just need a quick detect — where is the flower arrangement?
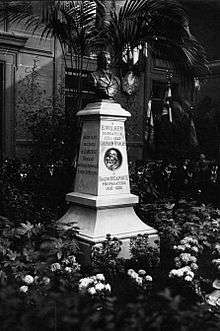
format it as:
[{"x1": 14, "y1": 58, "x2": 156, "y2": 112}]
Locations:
[
  {"x1": 169, "y1": 236, "x2": 200, "y2": 285},
  {"x1": 127, "y1": 268, "x2": 153, "y2": 289},
  {"x1": 19, "y1": 274, "x2": 51, "y2": 294},
  {"x1": 78, "y1": 274, "x2": 111, "y2": 296}
]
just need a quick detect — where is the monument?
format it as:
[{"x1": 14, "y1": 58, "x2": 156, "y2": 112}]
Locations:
[{"x1": 59, "y1": 98, "x2": 158, "y2": 262}]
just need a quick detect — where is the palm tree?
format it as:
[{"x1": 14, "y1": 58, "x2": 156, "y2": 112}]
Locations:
[
  {"x1": 0, "y1": 0, "x2": 208, "y2": 159},
  {"x1": 100, "y1": 0, "x2": 208, "y2": 85},
  {"x1": 0, "y1": 0, "x2": 102, "y2": 111},
  {"x1": 0, "y1": 0, "x2": 208, "y2": 88}
]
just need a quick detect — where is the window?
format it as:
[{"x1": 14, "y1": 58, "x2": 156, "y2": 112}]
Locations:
[
  {"x1": 151, "y1": 80, "x2": 179, "y2": 120},
  {"x1": 65, "y1": 68, "x2": 96, "y2": 110},
  {"x1": 0, "y1": 62, "x2": 4, "y2": 160}
]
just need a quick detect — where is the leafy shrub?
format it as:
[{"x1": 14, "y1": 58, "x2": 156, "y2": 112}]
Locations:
[
  {"x1": 91, "y1": 235, "x2": 125, "y2": 279},
  {"x1": 1, "y1": 158, "x2": 220, "y2": 329},
  {"x1": 129, "y1": 234, "x2": 160, "y2": 274},
  {"x1": 129, "y1": 159, "x2": 220, "y2": 206},
  {"x1": 0, "y1": 158, "x2": 76, "y2": 223}
]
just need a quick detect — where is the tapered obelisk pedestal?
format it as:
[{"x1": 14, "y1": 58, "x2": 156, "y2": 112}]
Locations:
[{"x1": 58, "y1": 99, "x2": 158, "y2": 263}]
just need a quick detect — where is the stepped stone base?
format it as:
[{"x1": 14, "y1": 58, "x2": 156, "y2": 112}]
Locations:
[
  {"x1": 59, "y1": 192, "x2": 159, "y2": 264},
  {"x1": 58, "y1": 100, "x2": 159, "y2": 265}
]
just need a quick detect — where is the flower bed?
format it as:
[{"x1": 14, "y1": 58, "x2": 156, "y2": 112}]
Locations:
[{"x1": 0, "y1": 159, "x2": 220, "y2": 329}]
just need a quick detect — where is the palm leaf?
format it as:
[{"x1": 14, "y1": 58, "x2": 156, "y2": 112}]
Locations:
[{"x1": 101, "y1": 0, "x2": 208, "y2": 83}]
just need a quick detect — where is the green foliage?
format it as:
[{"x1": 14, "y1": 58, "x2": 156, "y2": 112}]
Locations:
[
  {"x1": 0, "y1": 0, "x2": 208, "y2": 85},
  {"x1": 1, "y1": 159, "x2": 220, "y2": 329},
  {"x1": 15, "y1": 57, "x2": 75, "y2": 162},
  {"x1": 130, "y1": 234, "x2": 160, "y2": 273},
  {"x1": 91, "y1": 235, "x2": 124, "y2": 279},
  {"x1": 102, "y1": 0, "x2": 208, "y2": 83},
  {"x1": 129, "y1": 161, "x2": 160, "y2": 202}
]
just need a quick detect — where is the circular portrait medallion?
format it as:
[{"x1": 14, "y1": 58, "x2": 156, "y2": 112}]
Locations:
[{"x1": 104, "y1": 148, "x2": 122, "y2": 171}]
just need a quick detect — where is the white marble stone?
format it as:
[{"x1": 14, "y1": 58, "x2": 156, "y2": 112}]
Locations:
[
  {"x1": 74, "y1": 100, "x2": 130, "y2": 196},
  {"x1": 58, "y1": 99, "x2": 159, "y2": 263},
  {"x1": 66, "y1": 192, "x2": 139, "y2": 208},
  {"x1": 59, "y1": 204, "x2": 157, "y2": 242}
]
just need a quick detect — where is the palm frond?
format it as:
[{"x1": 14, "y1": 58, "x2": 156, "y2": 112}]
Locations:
[{"x1": 101, "y1": 0, "x2": 208, "y2": 83}]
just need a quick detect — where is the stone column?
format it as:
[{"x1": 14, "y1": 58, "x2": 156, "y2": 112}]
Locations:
[{"x1": 59, "y1": 99, "x2": 158, "y2": 262}]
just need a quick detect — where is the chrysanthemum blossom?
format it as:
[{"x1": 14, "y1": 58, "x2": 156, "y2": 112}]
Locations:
[
  {"x1": 96, "y1": 274, "x2": 105, "y2": 281},
  {"x1": 50, "y1": 263, "x2": 61, "y2": 272},
  {"x1": 95, "y1": 282, "x2": 105, "y2": 291},
  {"x1": 88, "y1": 287, "x2": 96, "y2": 295},
  {"x1": 42, "y1": 277, "x2": 50, "y2": 285},
  {"x1": 105, "y1": 284, "x2": 111, "y2": 292},
  {"x1": 20, "y1": 285, "x2": 28, "y2": 293},
  {"x1": 185, "y1": 275, "x2": 193, "y2": 282},
  {"x1": 138, "y1": 269, "x2": 146, "y2": 276},
  {"x1": 145, "y1": 275, "x2": 153, "y2": 282},
  {"x1": 23, "y1": 275, "x2": 34, "y2": 284},
  {"x1": 79, "y1": 277, "x2": 93, "y2": 290},
  {"x1": 64, "y1": 267, "x2": 72, "y2": 273}
]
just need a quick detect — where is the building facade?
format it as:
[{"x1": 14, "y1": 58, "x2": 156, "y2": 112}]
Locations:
[
  {"x1": 0, "y1": 1, "x2": 64, "y2": 159},
  {"x1": 0, "y1": 0, "x2": 219, "y2": 161}
]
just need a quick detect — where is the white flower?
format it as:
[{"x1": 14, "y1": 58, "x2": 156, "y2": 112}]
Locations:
[
  {"x1": 34, "y1": 276, "x2": 39, "y2": 283},
  {"x1": 88, "y1": 287, "x2": 96, "y2": 295},
  {"x1": 127, "y1": 269, "x2": 135, "y2": 276},
  {"x1": 174, "y1": 257, "x2": 180, "y2": 263},
  {"x1": 212, "y1": 279, "x2": 220, "y2": 289},
  {"x1": 95, "y1": 283, "x2": 105, "y2": 292},
  {"x1": 42, "y1": 277, "x2": 50, "y2": 285},
  {"x1": 68, "y1": 255, "x2": 76, "y2": 263},
  {"x1": 65, "y1": 267, "x2": 72, "y2": 273},
  {"x1": 180, "y1": 253, "x2": 192, "y2": 263},
  {"x1": 79, "y1": 277, "x2": 94, "y2": 290},
  {"x1": 145, "y1": 275, "x2": 153, "y2": 282},
  {"x1": 212, "y1": 259, "x2": 220, "y2": 266},
  {"x1": 23, "y1": 275, "x2": 34, "y2": 285},
  {"x1": 169, "y1": 266, "x2": 192, "y2": 279},
  {"x1": 62, "y1": 258, "x2": 69, "y2": 265},
  {"x1": 20, "y1": 285, "x2": 28, "y2": 293},
  {"x1": 96, "y1": 274, "x2": 105, "y2": 281},
  {"x1": 135, "y1": 277, "x2": 143, "y2": 286},
  {"x1": 185, "y1": 276, "x2": 193, "y2": 282},
  {"x1": 138, "y1": 269, "x2": 146, "y2": 276},
  {"x1": 191, "y1": 246, "x2": 199, "y2": 253},
  {"x1": 175, "y1": 269, "x2": 184, "y2": 277},
  {"x1": 190, "y1": 256, "x2": 197, "y2": 263},
  {"x1": 93, "y1": 243, "x2": 103, "y2": 250},
  {"x1": 187, "y1": 271, "x2": 194, "y2": 279},
  {"x1": 176, "y1": 245, "x2": 185, "y2": 251},
  {"x1": 181, "y1": 266, "x2": 191, "y2": 272},
  {"x1": 190, "y1": 263, "x2": 198, "y2": 271},
  {"x1": 50, "y1": 263, "x2": 61, "y2": 272},
  {"x1": 105, "y1": 284, "x2": 111, "y2": 292},
  {"x1": 169, "y1": 269, "x2": 178, "y2": 278},
  {"x1": 206, "y1": 290, "x2": 220, "y2": 306}
]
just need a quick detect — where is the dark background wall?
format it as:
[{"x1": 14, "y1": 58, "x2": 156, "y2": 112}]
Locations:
[
  {"x1": 180, "y1": 0, "x2": 220, "y2": 158},
  {"x1": 181, "y1": 0, "x2": 220, "y2": 61}
]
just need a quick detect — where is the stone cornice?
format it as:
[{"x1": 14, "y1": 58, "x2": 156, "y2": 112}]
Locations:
[{"x1": 0, "y1": 31, "x2": 28, "y2": 49}]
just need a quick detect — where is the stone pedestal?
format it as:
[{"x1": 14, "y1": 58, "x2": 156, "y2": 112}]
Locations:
[{"x1": 59, "y1": 99, "x2": 158, "y2": 263}]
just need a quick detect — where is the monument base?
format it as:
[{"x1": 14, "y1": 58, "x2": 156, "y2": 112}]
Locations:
[{"x1": 58, "y1": 192, "x2": 159, "y2": 264}]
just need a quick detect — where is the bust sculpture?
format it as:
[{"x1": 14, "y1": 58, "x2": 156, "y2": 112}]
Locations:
[{"x1": 92, "y1": 52, "x2": 120, "y2": 99}]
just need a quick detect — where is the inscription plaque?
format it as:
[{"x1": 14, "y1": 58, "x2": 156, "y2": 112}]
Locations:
[
  {"x1": 74, "y1": 121, "x2": 99, "y2": 194},
  {"x1": 98, "y1": 119, "x2": 130, "y2": 195}
]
